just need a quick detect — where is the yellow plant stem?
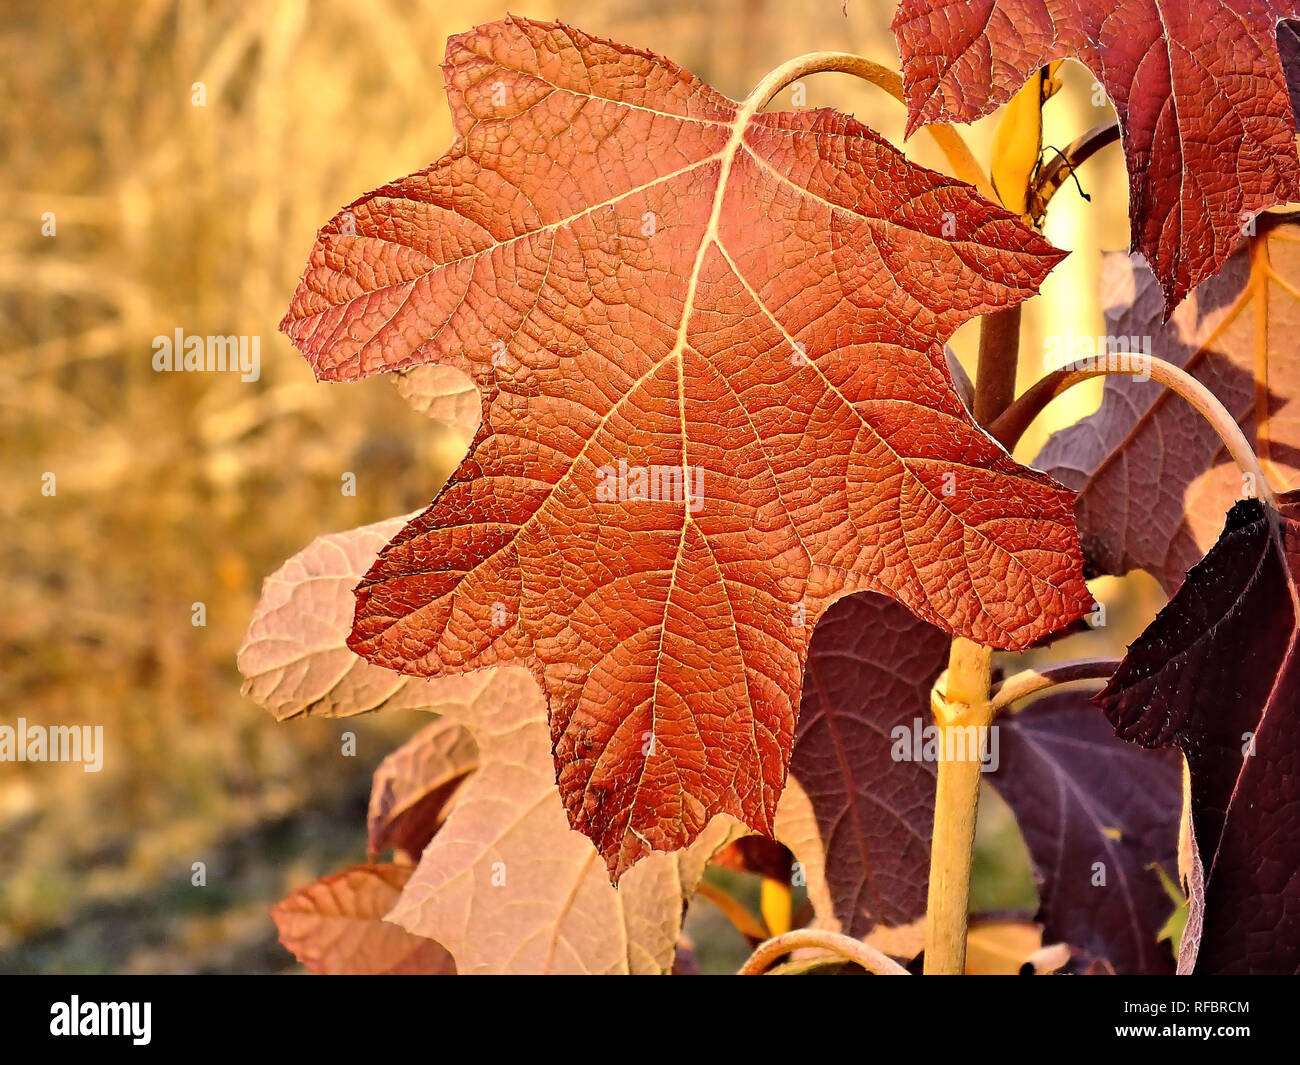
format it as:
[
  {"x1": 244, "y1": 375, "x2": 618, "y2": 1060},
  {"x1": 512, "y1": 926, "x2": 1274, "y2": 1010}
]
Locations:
[
  {"x1": 924, "y1": 639, "x2": 995, "y2": 974},
  {"x1": 921, "y1": 86, "x2": 1040, "y2": 968},
  {"x1": 989, "y1": 658, "x2": 1122, "y2": 716}
]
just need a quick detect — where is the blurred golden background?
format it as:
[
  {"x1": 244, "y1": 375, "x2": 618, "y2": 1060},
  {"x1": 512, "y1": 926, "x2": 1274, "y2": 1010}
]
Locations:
[{"x1": 2, "y1": 0, "x2": 1144, "y2": 972}]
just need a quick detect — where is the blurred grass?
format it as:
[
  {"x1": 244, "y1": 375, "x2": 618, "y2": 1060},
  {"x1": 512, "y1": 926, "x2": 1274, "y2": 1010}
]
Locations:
[{"x1": 1, "y1": 0, "x2": 1139, "y2": 973}]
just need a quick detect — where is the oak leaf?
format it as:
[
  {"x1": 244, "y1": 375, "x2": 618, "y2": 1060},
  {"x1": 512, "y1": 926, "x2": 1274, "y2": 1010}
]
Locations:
[
  {"x1": 788, "y1": 591, "x2": 948, "y2": 953},
  {"x1": 382, "y1": 666, "x2": 746, "y2": 975},
  {"x1": 1096, "y1": 493, "x2": 1300, "y2": 973},
  {"x1": 368, "y1": 716, "x2": 477, "y2": 860},
  {"x1": 271, "y1": 864, "x2": 455, "y2": 975},
  {"x1": 892, "y1": 0, "x2": 1300, "y2": 311},
  {"x1": 280, "y1": 15, "x2": 1089, "y2": 878},
  {"x1": 1035, "y1": 218, "x2": 1300, "y2": 591}
]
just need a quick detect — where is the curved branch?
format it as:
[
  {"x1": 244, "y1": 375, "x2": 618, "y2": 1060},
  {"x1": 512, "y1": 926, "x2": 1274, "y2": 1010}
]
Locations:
[
  {"x1": 986, "y1": 365, "x2": 1078, "y2": 449},
  {"x1": 738, "y1": 929, "x2": 911, "y2": 976},
  {"x1": 744, "y1": 53, "x2": 997, "y2": 201},
  {"x1": 1033, "y1": 120, "x2": 1120, "y2": 212},
  {"x1": 988, "y1": 357, "x2": 1277, "y2": 507},
  {"x1": 989, "y1": 658, "x2": 1122, "y2": 716}
]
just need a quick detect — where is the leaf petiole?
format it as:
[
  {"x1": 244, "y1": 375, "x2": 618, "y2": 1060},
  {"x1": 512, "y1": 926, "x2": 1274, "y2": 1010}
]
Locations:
[
  {"x1": 738, "y1": 929, "x2": 911, "y2": 976},
  {"x1": 990, "y1": 356, "x2": 1278, "y2": 506},
  {"x1": 1031, "y1": 120, "x2": 1120, "y2": 218},
  {"x1": 989, "y1": 658, "x2": 1123, "y2": 717},
  {"x1": 743, "y1": 52, "x2": 997, "y2": 200}
]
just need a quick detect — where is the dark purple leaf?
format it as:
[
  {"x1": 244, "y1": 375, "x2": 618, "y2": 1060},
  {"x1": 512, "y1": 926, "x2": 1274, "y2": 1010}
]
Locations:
[
  {"x1": 993, "y1": 694, "x2": 1181, "y2": 974},
  {"x1": 791, "y1": 592, "x2": 949, "y2": 944},
  {"x1": 1097, "y1": 493, "x2": 1300, "y2": 973}
]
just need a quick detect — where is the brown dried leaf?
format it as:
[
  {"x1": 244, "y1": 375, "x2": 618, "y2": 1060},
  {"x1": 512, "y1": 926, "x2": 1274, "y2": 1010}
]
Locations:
[
  {"x1": 368, "y1": 717, "x2": 477, "y2": 859},
  {"x1": 271, "y1": 864, "x2": 455, "y2": 975}
]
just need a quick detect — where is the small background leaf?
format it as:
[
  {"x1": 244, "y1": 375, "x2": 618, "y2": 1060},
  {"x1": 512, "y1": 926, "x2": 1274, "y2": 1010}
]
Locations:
[
  {"x1": 237, "y1": 513, "x2": 437, "y2": 720},
  {"x1": 368, "y1": 717, "x2": 477, "y2": 860},
  {"x1": 271, "y1": 863, "x2": 455, "y2": 975}
]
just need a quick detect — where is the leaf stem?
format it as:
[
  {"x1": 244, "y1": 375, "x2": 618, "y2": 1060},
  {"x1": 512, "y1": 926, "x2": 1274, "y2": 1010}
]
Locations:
[
  {"x1": 974, "y1": 306, "x2": 1023, "y2": 426},
  {"x1": 924, "y1": 640, "x2": 994, "y2": 974},
  {"x1": 695, "y1": 881, "x2": 770, "y2": 941},
  {"x1": 922, "y1": 229, "x2": 1031, "y2": 974},
  {"x1": 988, "y1": 658, "x2": 1122, "y2": 716},
  {"x1": 743, "y1": 52, "x2": 997, "y2": 201},
  {"x1": 738, "y1": 929, "x2": 911, "y2": 976},
  {"x1": 988, "y1": 357, "x2": 1277, "y2": 506},
  {"x1": 1032, "y1": 120, "x2": 1120, "y2": 215}
]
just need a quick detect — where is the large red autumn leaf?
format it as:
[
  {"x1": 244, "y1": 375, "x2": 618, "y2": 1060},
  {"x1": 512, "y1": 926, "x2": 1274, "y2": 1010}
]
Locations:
[
  {"x1": 1034, "y1": 218, "x2": 1300, "y2": 591},
  {"x1": 892, "y1": 0, "x2": 1300, "y2": 312},
  {"x1": 1096, "y1": 493, "x2": 1300, "y2": 973},
  {"x1": 240, "y1": 528, "x2": 749, "y2": 975},
  {"x1": 280, "y1": 16, "x2": 1090, "y2": 877}
]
